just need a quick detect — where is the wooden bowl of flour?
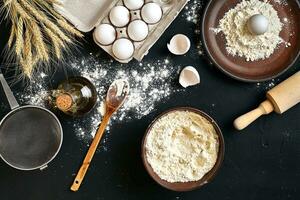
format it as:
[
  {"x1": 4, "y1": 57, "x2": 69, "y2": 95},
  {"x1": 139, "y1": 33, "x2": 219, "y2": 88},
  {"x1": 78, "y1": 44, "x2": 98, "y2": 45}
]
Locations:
[
  {"x1": 141, "y1": 107, "x2": 225, "y2": 191},
  {"x1": 202, "y1": 0, "x2": 300, "y2": 82}
]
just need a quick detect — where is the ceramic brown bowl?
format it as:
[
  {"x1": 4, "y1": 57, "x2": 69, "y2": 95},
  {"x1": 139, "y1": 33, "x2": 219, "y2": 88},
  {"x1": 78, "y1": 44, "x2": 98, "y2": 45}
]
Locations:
[
  {"x1": 202, "y1": 0, "x2": 300, "y2": 82},
  {"x1": 141, "y1": 107, "x2": 225, "y2": 191}
]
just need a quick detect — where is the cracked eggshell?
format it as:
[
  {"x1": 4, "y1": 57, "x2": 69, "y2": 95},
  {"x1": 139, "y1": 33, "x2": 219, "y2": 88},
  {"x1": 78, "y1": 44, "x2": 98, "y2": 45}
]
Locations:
[
  {"x1": 112, "y1": 38, "x2": 134, "y2": 60},
  {"x1": 141, "y1": 3, "x2": 162, "y2": 24},
  {"x1": 179, "y1": 66, "x2": 200, "y2": 88},
  {"x1": 167, "y1": 34, "x2": 191, "y2": 55},
  {"x1": 109, "y1": 6, "x2": 130, "y2": 27},
  {"x1": 123, "y1": 0, "x2": 144, "y2": 10}
]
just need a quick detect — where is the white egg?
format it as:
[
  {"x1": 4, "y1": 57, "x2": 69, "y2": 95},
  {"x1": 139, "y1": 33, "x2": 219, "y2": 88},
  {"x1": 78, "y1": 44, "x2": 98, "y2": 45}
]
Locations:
[
  {"x1": 247, "y1": 14, "x2": 269, "y2": 35},
  {"x1": 94, "y1": 24, "x2": 116, "y2": 45},
  {"x1": 127, "y1": 20, "x2": 149, "y2": 41},
  {"x1": 109, "y1": 6, "x2": 130, "y2": 27},
  {"x1": 112, "y1": 38, "x2": 134, "y2": 60},
  {"x1": 123, "y1": 0, "x2": 144, "y2": 10},
  {"x1": 141, "y1": 3, "x2": 162, "y2": 24}
]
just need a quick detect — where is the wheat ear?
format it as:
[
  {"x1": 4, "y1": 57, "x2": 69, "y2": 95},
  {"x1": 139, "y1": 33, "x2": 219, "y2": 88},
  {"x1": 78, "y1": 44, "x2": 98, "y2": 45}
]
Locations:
[
  {"x1": 44, "y1": 25, "x2": 65, "y2": 59},
  {"x1": 8, "y1": 21, "x2": 16, "y2": 48},
  {"x1": 12, "y1": 1, "x2": 31, "y2": 20},
  {"x1": 19, "y1": 0, "x2": 72, "y2": 43},
  {"x1": 22, "y1": 26, "x2": 34, "y2": 76},
  {"x1": 29, "y1": 21, "x2": 49, "y2": 61},
  {"x1": 2, "y1": 0, "x2": 83, "y2": 78},
  {"x1": 34, "y1": 0, "x2": 62, "y2": 19},
  {"x1": 3, "y1": 0, "x2": 14, "y2": 7},
  {"x1": 15, "y1": 17, "x2": 24, "y2": 57},
  {"x1": 57, "y1": 19, "x2": 83, "y2": 37},
  {"x1": 33, "y1": 0, "x2": 82, "y2": 37},
  {"x1": 45, "y1": 0, "x2": 62, "y2": 5}
]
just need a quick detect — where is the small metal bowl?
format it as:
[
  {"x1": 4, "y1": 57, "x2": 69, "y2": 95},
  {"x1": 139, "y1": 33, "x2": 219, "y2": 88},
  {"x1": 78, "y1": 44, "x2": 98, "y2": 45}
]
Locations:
[{"x1": 141, "y1": 107, "x2": 225, "y2": 191}]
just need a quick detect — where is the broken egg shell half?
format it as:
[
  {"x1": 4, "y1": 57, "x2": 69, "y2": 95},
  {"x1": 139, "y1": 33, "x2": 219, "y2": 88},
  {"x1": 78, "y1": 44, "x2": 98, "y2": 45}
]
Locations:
[
  {"x1": 109, "y1": 6, "x2": 130, "y2": 27},
  {"x1": 94, "y1": 24, "x2": 116, "y2": 46},
  {"x1": 167, "y1": 34, "x2": 191, "y2": 55},
  {"x1": 179, "y1": 66, "x2": 200, "y2": 88},
  {"x1": 112, "y1": 38, "x2": 134, "y2": 60}
]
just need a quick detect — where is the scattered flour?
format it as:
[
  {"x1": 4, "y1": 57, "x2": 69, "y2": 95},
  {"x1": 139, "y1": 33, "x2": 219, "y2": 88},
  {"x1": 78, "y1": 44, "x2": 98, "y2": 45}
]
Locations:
[
  {"x1": 256, "y1": 78, "x2": 280, "y2": 90},
  {"x1": 145, "y1": 110, "x2": 219, "y2": 183},
  {"x1": 212, "y1": 0, "x2": 285, "y2": 61},
  {"x1": 183, "y1": 0, "x2": 204, "y2": 24},
  {"x1": 182, "y1": 0, "x2": 205, "y2": 56},
  {"x1": 273, "y1": 0, "x2": 287, "y2": 5},
  {"x1": 15, "y1": 56, "x2": 182, "y2": 150},
  {"x1": 16, "y1": 72, "x2": 49, "y2": 106}
]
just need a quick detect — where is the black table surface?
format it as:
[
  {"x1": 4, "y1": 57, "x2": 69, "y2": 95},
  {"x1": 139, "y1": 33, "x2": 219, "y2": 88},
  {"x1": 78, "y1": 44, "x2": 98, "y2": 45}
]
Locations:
[{"x1": 0, "y1": 1, "x2": 299, "y2": 200}]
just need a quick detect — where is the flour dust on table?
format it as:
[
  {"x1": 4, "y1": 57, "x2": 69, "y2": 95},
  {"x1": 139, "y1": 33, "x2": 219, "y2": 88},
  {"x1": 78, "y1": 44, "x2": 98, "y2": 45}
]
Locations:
[
  {"x1": 15, "y1": 55, "x2": 182, "y2": 151},
  {"x1": 182, "y1": 0, "x2": 205, "y2": 57},
  {"x1": 183, "y1": 0, "x2": 204, "y2": 24}
]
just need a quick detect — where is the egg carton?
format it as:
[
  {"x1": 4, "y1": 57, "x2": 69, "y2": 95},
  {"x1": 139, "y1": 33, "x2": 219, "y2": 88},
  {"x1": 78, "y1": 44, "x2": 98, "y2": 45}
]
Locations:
[{"x1": 54, "y1": 0, "x2": 189, "y2": 63}]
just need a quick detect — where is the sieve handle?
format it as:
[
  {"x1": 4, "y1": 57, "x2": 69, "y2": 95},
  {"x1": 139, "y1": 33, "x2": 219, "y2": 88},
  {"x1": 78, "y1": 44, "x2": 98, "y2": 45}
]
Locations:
[
  {"x1": 40, "y1": 165, "x2": 48, "y2": 170},
  {"x1": 0, "y1": 73, "x2": 19, "y2": 110}
]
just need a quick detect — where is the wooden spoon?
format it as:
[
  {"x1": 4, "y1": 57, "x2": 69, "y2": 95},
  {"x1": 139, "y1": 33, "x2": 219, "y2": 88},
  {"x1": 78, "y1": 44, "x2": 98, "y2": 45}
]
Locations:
[{"x1": 70, "y1": 79, "x2": 130, "y2": 192}]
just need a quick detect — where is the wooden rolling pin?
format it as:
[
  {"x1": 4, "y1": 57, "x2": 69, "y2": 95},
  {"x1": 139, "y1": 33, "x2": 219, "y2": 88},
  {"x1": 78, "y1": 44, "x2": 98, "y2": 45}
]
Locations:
[{"x1": 234, "y1": 71, "x2": 300, "y2": 130}]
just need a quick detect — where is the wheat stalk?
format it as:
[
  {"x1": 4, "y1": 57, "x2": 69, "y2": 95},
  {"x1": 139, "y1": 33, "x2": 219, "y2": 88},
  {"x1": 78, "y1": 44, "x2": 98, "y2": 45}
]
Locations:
[
  {"x1": 6, "y1": 2, "x2": 17, "y2": 48},
  {"x1": 12, "y1": 1, "x2": 31, "y2": 20},
  {"x1": 15, "y1": 17, "x2": 24, "y2": 57},
  {"x1": 57, "y1": 19, "x2": 83, "y2": 37},
  {"x1": 2, "y1": 0, "x2": 83, "y2": 78},
  {"x1": 8, "y1": 22, "x2": 16, "y2": 48},
  {"x1": 33, "y1": 0, "x2": 82, "y2": 37},
  {"x1": 45, "y1": 0, "x2": 61, "y2": 5},
  {"x1": 22, "y1": 26, "x2": 33, "y2": 76},
  {"x1": 30, "y1": 21, "x2": 49, "y2": 62},
  {"x1": 3, "y1": 0, "x2": 14, "y2": 7},
  {"x1": 44, "y1": 25, "x2": 65, "y2": 59},
  {"x1": 20, "y1": 0, "x2": 72, "y2": 42},
  {"x1": 34, "y1": 0, "x2": 62, "y2": 19}
]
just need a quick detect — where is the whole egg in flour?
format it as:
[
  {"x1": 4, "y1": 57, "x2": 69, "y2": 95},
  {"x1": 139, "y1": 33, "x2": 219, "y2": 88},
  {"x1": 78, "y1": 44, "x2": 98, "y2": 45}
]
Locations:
[
  {"x1": 127, "y1": 20, "x2": 149, "y2": 41},
  {"x1": 247, "y1": 14, "x2": 269, "y2": 35},
  {"x1": 109, "y1": 6, "x2": 130, "y2": 27},
  {"x1": 123, "y1": 0, "x2": 144, "y2": 10},
  {"x1": 141, "y1": 3, "x2": 162, "y2": 24},
  {"x1": 112, "y1": 38, "x2": 134, "y2": 60}
]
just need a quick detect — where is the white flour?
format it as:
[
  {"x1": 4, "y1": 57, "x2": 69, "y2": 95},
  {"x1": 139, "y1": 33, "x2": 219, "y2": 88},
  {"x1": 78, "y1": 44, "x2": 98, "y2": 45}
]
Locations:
[
  {"x1": 145, "y1": 110, "x2": 219, "y2": 183},
  {"x1": 15, "y1": 56, "x2": 182, "y2": 150},
  {"x1": 183, "y1": 0, "x2": 204, "y2": 24},
  {"x1": 182, "y1": 0, "x2": 204, "y2": 56},
  {"x1": 256, "y1": 78, "x2": 280, "y2": 90},
  {"x1": 212, "y1": 0, "x2": 285, "y2": 61},
  {"x1": 273, "y1": 0, "x2": 287, "y2": 5}
]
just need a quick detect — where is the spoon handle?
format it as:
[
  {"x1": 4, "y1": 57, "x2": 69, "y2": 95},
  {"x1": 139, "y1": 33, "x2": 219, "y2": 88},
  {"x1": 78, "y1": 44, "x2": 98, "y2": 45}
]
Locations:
[{"x1": 70, "y1": 113, "x2": 111, "y2": 192}]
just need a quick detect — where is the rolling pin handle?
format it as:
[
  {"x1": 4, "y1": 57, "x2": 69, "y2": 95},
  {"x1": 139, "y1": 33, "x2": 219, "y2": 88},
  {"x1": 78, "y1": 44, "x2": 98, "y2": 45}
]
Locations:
[{"x1": 234, "y1": 100, "x2": 274, "y2": 131}]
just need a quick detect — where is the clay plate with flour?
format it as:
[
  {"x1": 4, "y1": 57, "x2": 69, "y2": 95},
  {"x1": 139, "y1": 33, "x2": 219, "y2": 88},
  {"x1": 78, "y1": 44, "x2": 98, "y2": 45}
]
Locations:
[
  {"x1": 141, "y1": 107, "x2": 225, "y2": 192},
  {"x1": 202, "y1": 0, "x2": 300, "y2": 82}
]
